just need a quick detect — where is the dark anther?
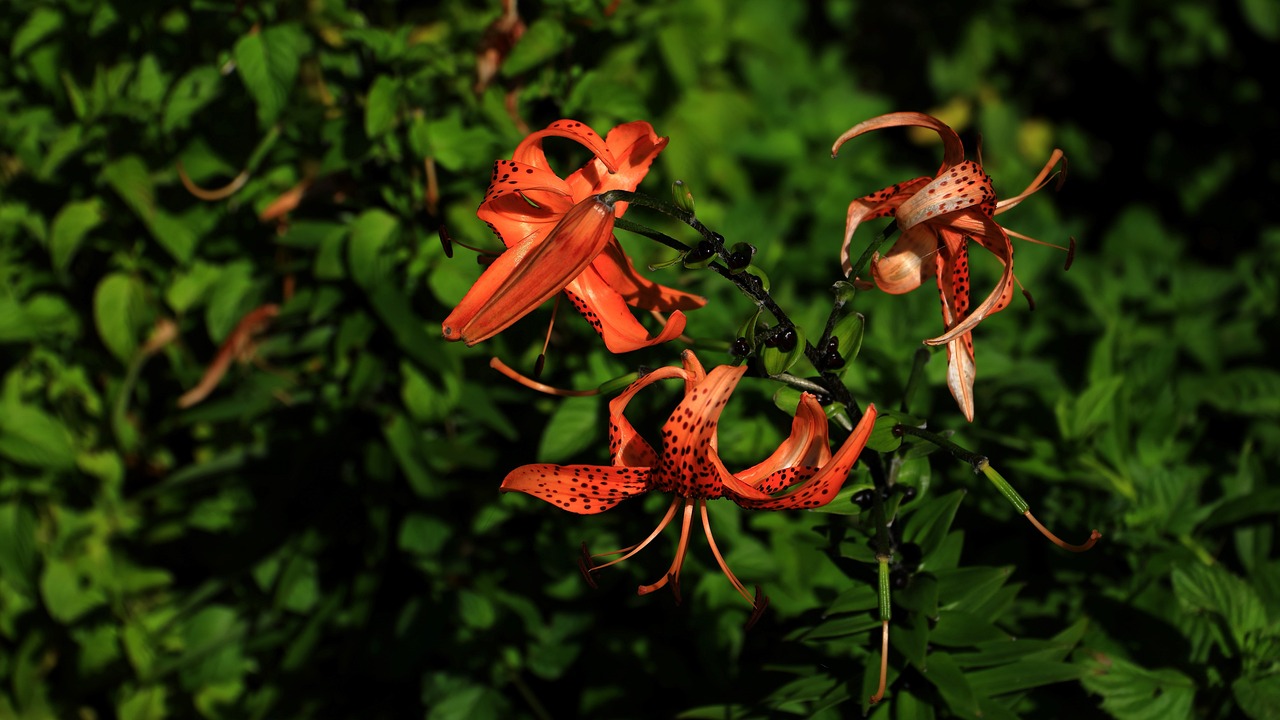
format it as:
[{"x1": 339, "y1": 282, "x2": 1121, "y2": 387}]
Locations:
[
  {"x1": 776, "y1": 327, "x2": 798, "y2": 353},
  {"x1": 745, "y1": 586, "x2": 770, "y2": 631},
  {"x1": 852, "y1": 489, "x2": 875, "y2": 510},
  {"x1": 1022, "y1": 288, "x2": 1036, "y2": 311},
  {"x1": 731, "y1": 337, "x2": 751, "y2": 357},
  {"x1": 438, "y1": 226, "x2": 454, "y2": 258},
  {"x1": 1065, "y1": 236, "x2": 1077, "y2": 271},
  {"x1": 578, "y1": 542, "x2": 598, "y2": 589},
  {"x1": 534, "y1": 353, "x2": 547, "y2": 378}
]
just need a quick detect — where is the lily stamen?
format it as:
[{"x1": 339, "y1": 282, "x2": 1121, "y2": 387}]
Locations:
[
  {"x1": 584, "y1": 497, "x2": 683, "y2": 574},
  {"x1": 637, "y1": 499, "x2": 696, "y2": 598},
  {"x1": 489, "y1": 357, "x2": 599, "y2": 397}
]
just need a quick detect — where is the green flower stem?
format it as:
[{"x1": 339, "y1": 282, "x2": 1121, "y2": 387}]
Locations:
[
  {"x1": 975, "y1": 458, "x2": 1030, "y2": 514},
  {"x1": 876, "y1": 554, "x2": 892, "y2": 622}
]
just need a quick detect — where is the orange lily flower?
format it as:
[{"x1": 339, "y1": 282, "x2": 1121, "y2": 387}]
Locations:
[
  {"x1": 441, "y1": 119, "x2": 706, "y2": 352},
  {"x1": 833, "y1": 112, "x2": 1064, "y2": 421},
  {"x1": 501, "y1": 350, "x2": 878, "y2": 623}
]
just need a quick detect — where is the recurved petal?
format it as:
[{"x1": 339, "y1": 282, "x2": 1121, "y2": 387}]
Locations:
[
  {"x1": 895, "y1": 160, "x2": 996, "y2": 231},
  {"x1": 591, "y1": 240, "x2": 707, "y2": 312},
  {"x1": 924, "y1": 217, "x2": 1013, "y2": 346},
  {"x1": 567, "y1": 121, "x2": 668, "y2": 214},
  {"x1": 729, "y1": 404, "x2": 878, "y2": 511},
  {"x1": 735, "y1": 393, "x2": 832, "y2": 486},
  {"x1": 512, "y1": 119, "x2": 617, "y2": 174},
  {"x1": 653, "y1": 365, "x2": 756, "y2": 499},
  {"x1": 832, "y1": 112, "x2": 967, "y2": 169},
  {"x1": 840, "y1": 177, "x2": 930, "y2": 276},
  {"x1": 608, "y1": 364, "x2": 687, "y2": 467},
  {"x1": 500, "y1": 463, "x2": 652, "y2": 514},
  {"x1": 868, "y1": 226, "x2": 936, "y2": 295},
  {"x1": 442, "y1": 197, "x2": 615, "y2": 345},
  {"x1": 995, "y1": 149, "x2": 1065, "y2": 215},
  {"x1": 564, "y1": 263, "x2": 691, "y2": 353}
]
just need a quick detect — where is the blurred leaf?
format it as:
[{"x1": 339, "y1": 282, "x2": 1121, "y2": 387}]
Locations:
[
  {"x1": 348, "y1": 208, "x2": 399, "y2": 288},
  {"x1": 902, "y1": 490, "x2": 965, "y2": 560},
  {"x1": 1234, "y1": 675, "x2": 1280, "y2": 720},
  {"x1": 538, "y1": 395, "x2": 601, "y2": 463},
  {"x1": 49, "y1": 197, "x2": 104, "y2": 271},
  {"x1": 0, "y1": 402, "x2": 76, "y2": 471},
  {"x1": 40, "y1": 557, "x2": 108, "y2": 623},
  {"x1": 11, "y1": 6, "x2": 62, "y2": 58},
  {"x1": 234, "y1": 24, "x2": 310, "y2": 126},
  {"x1": 501, "y1": 19, "x2": 570, "y2": 76},
  {"x1": 365, "y1": 74, "x2": 400, "y2": 138},
  {"x1": 163, "y1": 65, "x2": 222, "y2": 133}
]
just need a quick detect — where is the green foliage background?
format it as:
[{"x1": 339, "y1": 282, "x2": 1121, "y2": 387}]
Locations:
[{"x1": 2, "y1": 0, "x2": 1278, "y2": 718}]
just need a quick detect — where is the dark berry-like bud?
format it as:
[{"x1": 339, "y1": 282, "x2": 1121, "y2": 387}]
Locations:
[
  {"x1": 824, "y1": 337, "x2": 839, "y2": 353},
  {"x1": 891, "y1": 568, "x2": 911, "y2": 590},
  {"x1": 776, "y1": 327, "x2": 797, "y2": 352},
  {"x1": 852, "y1": 489, "x2": 875, "y2": 509},
  {"x1": 899, "y1": 485, "x2": 918, "y2": 503},
  {"x1": 731, "y1": 337, "x2": 751, "y2": 357},
  {"x1": 688, "y1": 241, "x2": 715, "y2": 262},
  {"x1": 726, "y1": 242, "x2": 756, "y2": 272},
  {"x1": 822, "y1": 349, "x2": 845, "y2": 370}
]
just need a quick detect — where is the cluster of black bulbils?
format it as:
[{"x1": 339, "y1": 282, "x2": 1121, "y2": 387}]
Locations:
[
  {"x1": 851, "y1": 483, "x2": 918, "y2": 510},
  {"x1": 815, "y1": 336, "x2": 844, "y2": 371}
]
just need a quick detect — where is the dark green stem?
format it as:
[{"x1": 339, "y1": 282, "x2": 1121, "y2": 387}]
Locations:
[{"x1": 893, "y1": 424, "x2": 986, "y2": 468}]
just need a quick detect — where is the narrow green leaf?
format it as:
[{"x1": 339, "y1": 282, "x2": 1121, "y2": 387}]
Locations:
[
  {"x1": 922, "y1": 651, "x2": 981, "y2": 718},
  {"x1": 1081, "y1": 654, "x2": 1196, "y2": 720}
]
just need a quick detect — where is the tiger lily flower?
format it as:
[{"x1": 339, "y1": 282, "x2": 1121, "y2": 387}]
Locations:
[
  {"x1": 441, "y1": 119, "x2": 706, "y2": 352},
  {"x1": 500, "y1": 350, "x2": 878, "y2": 625},
  {"x1": 832, "y1": 112, "x2": 1065, "y2": 421}
]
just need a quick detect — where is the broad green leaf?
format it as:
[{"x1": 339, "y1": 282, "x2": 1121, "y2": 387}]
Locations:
[
  {"x1": 11, "y1": 7, "x2": 62, "y2": 58},
  {"x1": 399, "y1": 514, "x2": 451, "y2": 556},
  {"x1": 49, "y1": 197, "x2": 104, "y2": 271},
  {"x1": 40, "y1": 557, "x2": 108, "y2": 623},
  {"x1": 0, "y1": 502, "x2": 39, "y2": 595},
  {"x1": 364, "y1": 74, "x2": 400, "y2": 138},
  {"x1": 1171, "y1": 562, "x2": 1268, "y2": 647},
  {"x1": 1241, "y1": 0, "x2": 1280, "y2": 39},
  {"x1": 347, "y1": 208, "x2": 399, "y2": 288},
  {"x1": 537, "y1": 396, "x2": 601, "y2": 463},
  {"x1": 501, "y1": 18, "x2": 571, "y2": 76},
  {"x1": 1234, "y1": 675, "x2": 1280, "y2": 720},
  {"x1": 93, "y1": 272, "x2": 149, "y2": 362},
  {"x1": 1081, "y1": 654, "x2": 1195, "y2": 720},
  {"x1": 102, "y1": 154, "x2": 155, "y2": 222},
  {"x1": 163, "y1": 65, "x2": 222, "y2": 132},
  {"x1": 0, "y1": 403, "x2": 76, "y2": 471},
  {"x1": 233, "y1": 24, "x2": 310, "y2": 126}
]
